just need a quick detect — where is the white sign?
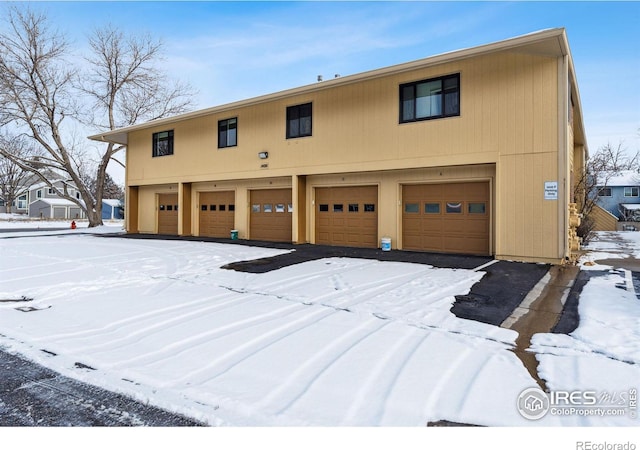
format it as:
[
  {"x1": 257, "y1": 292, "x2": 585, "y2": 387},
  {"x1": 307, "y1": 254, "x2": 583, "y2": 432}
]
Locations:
[{"x1": 544, "y1": 181, "x2": 558, "y2": 200}]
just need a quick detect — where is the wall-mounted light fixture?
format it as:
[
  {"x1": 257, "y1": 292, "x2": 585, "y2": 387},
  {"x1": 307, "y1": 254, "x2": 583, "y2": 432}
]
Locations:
[{"x1": 258, "y1": 151, "x2": 269, "y2": 159}]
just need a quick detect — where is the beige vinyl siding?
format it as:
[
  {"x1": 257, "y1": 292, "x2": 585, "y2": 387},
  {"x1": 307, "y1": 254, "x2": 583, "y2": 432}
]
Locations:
[
  {"x1": 126, "y1": 52, "x2": 558, "y2": 186},
  {"x1": 496, "y1": 153, "x2": 559, "y2": 261},
  {"x1": 590, "y1": 204, "x2": 618, "y2": 232}
]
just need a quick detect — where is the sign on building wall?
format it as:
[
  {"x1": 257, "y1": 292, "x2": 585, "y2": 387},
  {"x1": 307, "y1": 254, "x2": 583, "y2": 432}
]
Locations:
[{"x1": 544, "y1": 181, "x2": 558, "y2": 200}]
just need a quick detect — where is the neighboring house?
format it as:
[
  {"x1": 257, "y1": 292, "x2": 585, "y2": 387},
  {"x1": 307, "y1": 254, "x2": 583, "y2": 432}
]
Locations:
[
  {"x1": 29, "y1": 198, "x2": 85, "y2": 220},
  {"x1": 27, "y1": 180, "x2": 86, "y2": 219},
  {"x1": 102, "y1": 199, "x2": 124, "y2": 220},
  {"x1": 596, "y1": 170, "x2": 640, "y2": 221},
  {"x1": 90, "y1": 29, "x2": 587, "y2": 264}
]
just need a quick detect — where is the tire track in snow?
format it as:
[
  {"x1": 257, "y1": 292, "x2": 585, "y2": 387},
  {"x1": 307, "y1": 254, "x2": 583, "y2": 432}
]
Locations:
[
  {"x1": 418, "y1": 343, "x2": 491, "y2": 423},
  {"x1": 108, "y1": 299, "x2": 308, "y2": 369},
  {"x1": 259, "y1": 317, "x2": 390, "y2": 416},
  {"x1": 32, "y1": 291, "x2": 250, "y2": 343},
  {"x1": 340, "y1": 327, "x2": 427, "y2": 425},
  {"x1": 164, "y1": 306, "x2": 343, "y2": 388},
  {"x1": 242, "y1": 258, "x2": 374, "y2": 295},
  {"x1": 56, "y1": 293, "x2": 266, "y2": 355}
]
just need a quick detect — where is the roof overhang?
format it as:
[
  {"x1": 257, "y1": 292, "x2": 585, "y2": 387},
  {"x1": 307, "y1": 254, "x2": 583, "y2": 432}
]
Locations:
[{"x1": 89, "y1": 28, "x2": 583, "y2": 148}]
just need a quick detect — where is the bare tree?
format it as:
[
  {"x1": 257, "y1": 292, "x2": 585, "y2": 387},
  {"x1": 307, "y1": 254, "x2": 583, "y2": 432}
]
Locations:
[
  {"x1": 0, "y1": 134, "x2": 41, "y2": 214},
  {"x1": 0, "y1": 6, "x2": 194, "y2": 226},
  {"x1": 574, "y1": 141, "x2": 640, "y2": 241}
]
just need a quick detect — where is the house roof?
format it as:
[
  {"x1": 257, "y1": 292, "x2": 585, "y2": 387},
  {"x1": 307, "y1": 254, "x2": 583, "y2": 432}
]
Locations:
[
  {"x1": 29, "y1": 179, "x2": 77, "y2": 192},
  {"x1": 88, "y1": 28, "x2": 587, "y2": 153},
  {"x1": 598, "y1": 170, "x2": 640, "y2": 187},
  {"x1": 621, "y1": 203, "x2": 640, "y2": 210},
  {"x1": 102, "y1": 199, "x2": 122, "y2": 207},
  {"x1": 31, "y1": 198, "x2": 84, "y2": 207}
]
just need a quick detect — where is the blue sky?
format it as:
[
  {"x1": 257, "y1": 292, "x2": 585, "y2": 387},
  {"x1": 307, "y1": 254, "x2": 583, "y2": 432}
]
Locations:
[{"x1": 8, "y1": 1, "x2": 640, "y2": 156}]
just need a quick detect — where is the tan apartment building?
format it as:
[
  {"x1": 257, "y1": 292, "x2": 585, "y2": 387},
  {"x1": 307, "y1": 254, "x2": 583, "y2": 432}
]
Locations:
[{"x1": 90, "y1": 28, "x2": 587, "y2": 264}]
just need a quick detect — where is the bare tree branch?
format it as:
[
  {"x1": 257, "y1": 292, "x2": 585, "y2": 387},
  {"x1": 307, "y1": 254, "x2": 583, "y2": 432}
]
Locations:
[
  {"x1": 0, "y1": 6, "x2": 195, "y2": 226},
  {"x1": 574, "y1": 141, "x2": 640, "y2": 242}
]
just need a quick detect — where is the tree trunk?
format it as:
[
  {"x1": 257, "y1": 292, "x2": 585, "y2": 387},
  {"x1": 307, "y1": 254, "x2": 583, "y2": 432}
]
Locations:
[{"x1": 86, "y1": 207, "x2": 103, "y2": 228}]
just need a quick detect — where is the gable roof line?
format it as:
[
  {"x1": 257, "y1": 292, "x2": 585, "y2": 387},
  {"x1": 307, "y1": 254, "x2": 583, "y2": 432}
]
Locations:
[{"x1": 89, "y1": 28, "x2": 570, "y2": 146}]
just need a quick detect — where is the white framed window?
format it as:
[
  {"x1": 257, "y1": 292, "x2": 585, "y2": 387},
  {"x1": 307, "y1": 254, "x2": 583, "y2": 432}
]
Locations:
[
  {"x1": 624, "y1": 187, "x2": 639, "y2": 197},
  {"x1": 36, "y1": 189, "x2": 42, "y2": 199},
  {"x1": 17, "y1": 194, "x2": 27, "y2": 209}
]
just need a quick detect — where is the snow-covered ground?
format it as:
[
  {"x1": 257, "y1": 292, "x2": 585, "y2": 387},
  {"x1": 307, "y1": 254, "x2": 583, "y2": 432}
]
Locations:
[{"x1": 0, "y1": 229, "x2": 637, "y2": 427}]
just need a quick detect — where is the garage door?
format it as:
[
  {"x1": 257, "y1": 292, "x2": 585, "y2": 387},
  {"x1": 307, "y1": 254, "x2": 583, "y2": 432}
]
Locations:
[
  {"x1": 250, "y1": 189, "x2": 292, "y2": 242},
  {"x1": 53, "y1": 207, "x2": 66, "y2": 219},
  {"x1": 157, "y1": 193, "x2": 178, "y2": 235},
  {"x1": 315, "y1": 186, "x2": 378, "y2": 248},
  {"x1": 199, "y1": 191, "x2": 235, "y2": 238},
  {"x1": 402, "y1": 182, "x2": 490, "y2": 255}
]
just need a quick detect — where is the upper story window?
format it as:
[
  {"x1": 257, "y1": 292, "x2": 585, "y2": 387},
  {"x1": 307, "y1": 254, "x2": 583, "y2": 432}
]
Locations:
[
  {"x1": 36, "y1": 190, "x2": 42, "y2": 199},
  {"x1": 218, "y1": 118, "x2": 237, "y2": 148},
  {"x1": 624, "y1": 187, "x2": 639, "y2": 197},
  {"x1": 598, "y1": 187, "x2": 612, "y2": 197},
  {"x1": 286, "y1": 102, "x2": 312, "y2": 139},
  {"x1": 152, "y1": 130, "x2": 174, "y2": 157},
  {"x1": 400, "y1": 73, "x2": 460, "y2": 123}
]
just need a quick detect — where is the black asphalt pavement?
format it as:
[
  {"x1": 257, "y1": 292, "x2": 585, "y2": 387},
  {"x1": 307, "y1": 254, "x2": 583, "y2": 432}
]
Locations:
[{"x1": 0, "y1": 349, "x2": 203, "y2": 426}]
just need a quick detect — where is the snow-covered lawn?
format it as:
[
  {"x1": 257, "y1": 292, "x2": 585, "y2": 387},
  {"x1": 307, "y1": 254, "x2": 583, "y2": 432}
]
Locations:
[
  {"x1": 0, "y1": 213, "x2": 124, "y2": 232},
  {"x1": 0, "y1": 231, "x2": 637, "y2": 426}
]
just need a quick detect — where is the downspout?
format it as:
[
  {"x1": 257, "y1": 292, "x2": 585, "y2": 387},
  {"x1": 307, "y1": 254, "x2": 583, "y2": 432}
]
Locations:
[{"x1": 558, "y1": 54, "x2": 569, "y2": 262}]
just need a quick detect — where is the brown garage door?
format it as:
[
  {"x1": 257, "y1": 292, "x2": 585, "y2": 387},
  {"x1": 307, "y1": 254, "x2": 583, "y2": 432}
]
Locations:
[
  {"x1": 158, "y1": 193, "x2": 178, "y2": 235},
  {"x1": 315, "y1": 186, "x2": 378, "y2": 248},
  {"x1": 402, "y1": 182, "x2": 490, "y2": 255},
  {"x1": 199, "y1": 191, "x2": 235, "y2": 238},
  {"x1": 250, "y1": 188, "x2": 292, "y2": 242}
]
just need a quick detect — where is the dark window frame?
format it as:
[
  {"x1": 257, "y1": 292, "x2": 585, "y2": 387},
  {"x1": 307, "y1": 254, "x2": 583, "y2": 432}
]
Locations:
[
  {"x1": 152, "y1": 130, "x2": 174, "y2": 157},
  {"x1": 218, "y1": 117, "x2": 238, "y2": 149},
  {"x1": 598, "y1": 187, "x2": 612, "y2": 197},
  {"x1": 399, "y1": 73, "x2": 460, "y2": 123},
  {"x1": 286, "y1": 102, "x2": 313, "y2": 139}
]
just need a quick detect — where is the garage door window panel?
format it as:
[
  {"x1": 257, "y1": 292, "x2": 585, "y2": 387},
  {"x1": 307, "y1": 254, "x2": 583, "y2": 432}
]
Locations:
[
  {"x1": 469, "y1": 202, "x2": 486, "y2": 214},
  {"x1": 264, "y1": 204, "x2": 273, "y2": 213},
  {"x1": 425, "y1": 203, "x2": 440, "y2": 214},
  {"x1": 405, "y1": 203, "x2": 419, "y2": 213},
  {"x1": 446, "y1": 202, "x2": 463, "y2": 214}
]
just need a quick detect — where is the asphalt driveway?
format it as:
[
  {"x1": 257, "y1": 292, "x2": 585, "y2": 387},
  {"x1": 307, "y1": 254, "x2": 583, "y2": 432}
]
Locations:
[{"x1": 0, "y1": 348, "x2": 203, "y2": 426}]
